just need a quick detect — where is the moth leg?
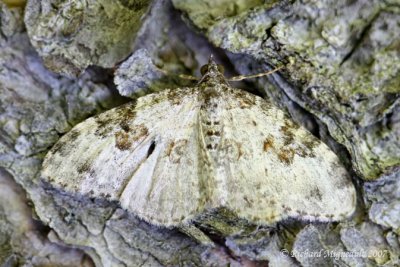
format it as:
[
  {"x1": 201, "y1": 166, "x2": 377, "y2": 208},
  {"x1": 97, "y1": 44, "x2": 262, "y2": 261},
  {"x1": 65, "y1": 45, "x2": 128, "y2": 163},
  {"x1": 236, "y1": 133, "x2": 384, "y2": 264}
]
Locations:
[
  {"x1": 156, "y1": 68, "x2": 198, "y2": 81},
  {"x1": 178, "y1": 224, "x2": 215, "y2": 246}
]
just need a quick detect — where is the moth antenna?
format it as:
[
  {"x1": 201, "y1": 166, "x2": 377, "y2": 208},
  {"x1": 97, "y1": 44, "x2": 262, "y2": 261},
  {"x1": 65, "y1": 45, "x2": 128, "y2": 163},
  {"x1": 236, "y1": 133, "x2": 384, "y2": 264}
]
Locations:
[
  {"x1": 228, "y1": 66, "x2": 284, "y2": 81},
  {"x1": 178, "y1": 74, "x2": 198, "y2": 80}
]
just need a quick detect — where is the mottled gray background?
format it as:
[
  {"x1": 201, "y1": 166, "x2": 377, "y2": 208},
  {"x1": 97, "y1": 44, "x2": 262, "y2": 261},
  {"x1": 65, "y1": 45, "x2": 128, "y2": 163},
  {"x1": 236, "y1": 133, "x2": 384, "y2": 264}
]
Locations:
[{"x1": 0, "y1": 0, "x2": 399, "y2": 266}]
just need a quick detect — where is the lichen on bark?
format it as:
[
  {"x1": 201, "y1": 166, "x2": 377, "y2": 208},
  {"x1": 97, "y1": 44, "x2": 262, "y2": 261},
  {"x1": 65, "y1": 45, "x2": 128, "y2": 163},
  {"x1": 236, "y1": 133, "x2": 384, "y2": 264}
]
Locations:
[
  {"x1": 24, "y1": 0, "x2": 152, "y2": 76},
  {"x1": 1, "y1": 0, "x2": 399, "y2": 266}
]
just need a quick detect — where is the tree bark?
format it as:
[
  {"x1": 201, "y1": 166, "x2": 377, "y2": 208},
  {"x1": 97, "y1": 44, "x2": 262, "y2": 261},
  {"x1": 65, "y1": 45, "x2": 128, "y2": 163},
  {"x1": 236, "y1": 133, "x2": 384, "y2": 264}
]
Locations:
[{"x1": 0, "y1": 0, "x2": 399, "y2": 266}]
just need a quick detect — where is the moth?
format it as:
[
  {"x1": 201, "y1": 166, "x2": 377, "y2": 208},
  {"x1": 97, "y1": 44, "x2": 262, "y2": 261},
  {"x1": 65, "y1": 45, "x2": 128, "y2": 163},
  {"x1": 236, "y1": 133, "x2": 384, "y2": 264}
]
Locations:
[{"x1": 41, "y1": 57, "x2": 356, "y2": 228}]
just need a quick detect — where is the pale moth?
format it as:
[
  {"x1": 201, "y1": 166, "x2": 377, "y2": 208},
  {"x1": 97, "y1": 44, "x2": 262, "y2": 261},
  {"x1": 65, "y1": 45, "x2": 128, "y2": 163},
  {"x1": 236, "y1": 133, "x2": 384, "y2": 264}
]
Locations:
[{"x1": 41, "y1": 57, "x2": 356, "y2": 228}]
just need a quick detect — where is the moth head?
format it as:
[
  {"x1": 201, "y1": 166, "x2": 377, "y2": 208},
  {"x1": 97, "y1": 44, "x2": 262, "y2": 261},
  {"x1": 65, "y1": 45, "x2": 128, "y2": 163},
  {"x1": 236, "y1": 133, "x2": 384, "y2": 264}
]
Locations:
[
  {"x1": 200, "y1": 55, "x2": 225, "y2": 76},
  {"x1": 198, "y1": 55, "x2": 227, "y2": 85}
]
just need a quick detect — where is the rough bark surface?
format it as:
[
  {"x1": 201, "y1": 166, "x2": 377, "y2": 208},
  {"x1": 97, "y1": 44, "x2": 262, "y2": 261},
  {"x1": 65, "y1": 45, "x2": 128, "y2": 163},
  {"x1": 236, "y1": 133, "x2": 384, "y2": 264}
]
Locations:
[
  {"x1": 24, "y1": 0, "x2": 151, "y2": 76},
  {"x1": 0, "y1": 0, "x2": 399, "y2": 266}
]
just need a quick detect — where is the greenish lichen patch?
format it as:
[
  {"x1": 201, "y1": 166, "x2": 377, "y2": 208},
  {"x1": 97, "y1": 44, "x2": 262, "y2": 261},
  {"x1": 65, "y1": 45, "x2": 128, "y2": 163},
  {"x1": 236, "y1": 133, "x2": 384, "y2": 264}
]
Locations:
[{"x1": 172, "y1": 0, "x2": 267, "y2": 30}]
